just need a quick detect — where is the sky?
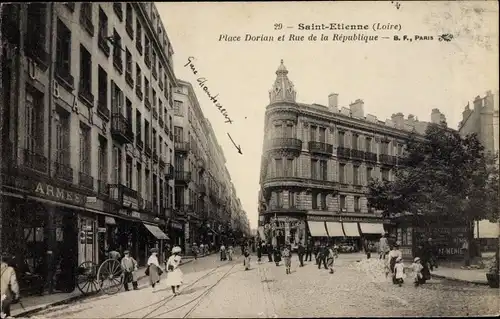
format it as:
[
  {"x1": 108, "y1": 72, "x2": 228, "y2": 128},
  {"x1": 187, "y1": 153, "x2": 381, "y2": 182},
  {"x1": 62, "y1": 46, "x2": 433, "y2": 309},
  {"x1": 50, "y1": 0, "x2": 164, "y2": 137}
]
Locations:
[{"x1": 157, "y1": 1, "x2": 499, "y2": 230}]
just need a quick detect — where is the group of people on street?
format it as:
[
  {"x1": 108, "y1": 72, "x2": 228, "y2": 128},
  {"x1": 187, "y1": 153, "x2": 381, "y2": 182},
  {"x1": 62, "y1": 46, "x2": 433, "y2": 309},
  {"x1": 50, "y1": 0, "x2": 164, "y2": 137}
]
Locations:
[{"x1": 378, "y1": 232, "x2": 436, "y2": 287}]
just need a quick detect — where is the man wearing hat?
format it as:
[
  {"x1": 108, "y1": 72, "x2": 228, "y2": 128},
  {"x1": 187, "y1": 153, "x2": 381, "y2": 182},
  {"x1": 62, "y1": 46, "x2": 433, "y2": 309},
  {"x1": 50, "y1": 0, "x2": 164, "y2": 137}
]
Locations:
[{"x1": 121, "y1": 250, "x2": 138, "y2": 291}]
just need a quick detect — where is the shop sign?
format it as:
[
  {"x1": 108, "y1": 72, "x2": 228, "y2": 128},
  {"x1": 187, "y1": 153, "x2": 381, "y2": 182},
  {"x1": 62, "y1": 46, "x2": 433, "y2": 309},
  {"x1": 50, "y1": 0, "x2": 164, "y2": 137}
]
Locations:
[
  {"x1": 34, "y1": 182, "x2": 86, "y2": 206},
  {"x1": 131, "y1": 211, "x2": 141, "y2": 219},
  {"x1": 414, "y1": 226, "x2": 469, "y2": 257},
  {"x1": 171, "y1": 221, "x2": 183, "y2": 230}
]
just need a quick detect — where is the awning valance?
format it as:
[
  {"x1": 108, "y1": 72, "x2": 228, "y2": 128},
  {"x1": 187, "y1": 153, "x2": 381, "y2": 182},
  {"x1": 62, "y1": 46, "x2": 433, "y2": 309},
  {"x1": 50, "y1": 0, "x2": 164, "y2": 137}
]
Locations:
[
  {"x1": 326, "y1": 222, "x2": 344, "y2": 237},
  {"x1": 144, "y1": 224, "x2": 169, "y2": 240},
  {"x1": 359, "y1": 223, "x2": 384, "y2": 235},
  {"x1": 474, "y1": 220, "x2": 499, "y2": 239},
  {"x1": 342, "y1": 222, "x2": 360, "y2": 237},
  {"x1": 307, "y1": 221, "x2": 328, "y2": 237},
  {"x1": 105, "y1": 216, "x2": 116, "y2": 225}
]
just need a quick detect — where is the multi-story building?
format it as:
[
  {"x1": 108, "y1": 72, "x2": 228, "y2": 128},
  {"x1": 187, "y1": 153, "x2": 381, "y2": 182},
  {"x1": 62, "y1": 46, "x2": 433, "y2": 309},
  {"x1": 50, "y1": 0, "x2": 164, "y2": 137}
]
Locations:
[
  {"x1": 173, "y1": 80, "x2": 245, "y2": 251},
  {"x1": 258, "y1": 60, "x2": 447, "y2": 249},
  {"x1": 0, "y1": 2, "x2": 178, "y2": 295}
]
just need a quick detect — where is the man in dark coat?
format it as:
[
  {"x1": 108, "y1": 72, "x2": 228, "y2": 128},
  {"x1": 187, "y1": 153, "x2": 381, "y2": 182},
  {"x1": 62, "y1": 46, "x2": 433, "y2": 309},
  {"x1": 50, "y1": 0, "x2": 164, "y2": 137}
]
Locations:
[
  {"x1": 267, "y1": 243, "x2": 273, "y2": 262},
  {"x1": 305, "y1": 240, "x2": 313, "y2": 262},
  {"x1": 317, "y1": 243, "x2": 328, "y2": 269},
  {"x1": 297, "y1": 242, "x2": 305, "y2": 267}
]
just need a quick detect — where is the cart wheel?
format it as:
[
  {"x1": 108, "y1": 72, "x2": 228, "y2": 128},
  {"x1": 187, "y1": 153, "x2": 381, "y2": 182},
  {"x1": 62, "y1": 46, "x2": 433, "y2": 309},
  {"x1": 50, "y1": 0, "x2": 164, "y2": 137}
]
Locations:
[
  {"x1": 97, "y1": 259, "x2": 123, "y2": 295},
  {"x1": 76, "y1": 261, "x2": 100, "y2": 295}
]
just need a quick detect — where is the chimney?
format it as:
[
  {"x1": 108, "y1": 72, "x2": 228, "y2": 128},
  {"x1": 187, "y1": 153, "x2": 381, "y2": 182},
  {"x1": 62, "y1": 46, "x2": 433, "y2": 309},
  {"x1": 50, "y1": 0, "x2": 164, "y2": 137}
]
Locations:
[
  {"x1": 328, "y1": 93, "x2": 339, "y2": 111},
  {"x1": 473, "y1": 95, "x2": 483, "y2": 112},
  {"x1": 391, "y1": 112, "x2": 404, "y2": 128},
  {"x1": 349, "y1": 99, "x2": 364, "y2": 118},
  {"x1": 431, "y1": 108, "x2": 442, "y2": 124}
]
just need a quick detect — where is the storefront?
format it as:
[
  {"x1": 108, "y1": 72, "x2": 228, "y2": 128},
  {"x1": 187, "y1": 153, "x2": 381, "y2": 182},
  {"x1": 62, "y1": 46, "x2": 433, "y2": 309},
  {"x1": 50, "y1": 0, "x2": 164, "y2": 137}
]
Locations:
[{"x1": 358, "y1": 222, "x2": 385, "y2": 252}]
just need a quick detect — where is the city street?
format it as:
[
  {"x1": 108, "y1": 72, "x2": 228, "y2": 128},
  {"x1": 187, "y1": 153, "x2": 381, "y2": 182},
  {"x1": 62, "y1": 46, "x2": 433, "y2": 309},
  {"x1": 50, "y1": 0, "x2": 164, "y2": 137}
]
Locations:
[{"x1": 28, "y1": 253, "x2": 498, "y2": 318}]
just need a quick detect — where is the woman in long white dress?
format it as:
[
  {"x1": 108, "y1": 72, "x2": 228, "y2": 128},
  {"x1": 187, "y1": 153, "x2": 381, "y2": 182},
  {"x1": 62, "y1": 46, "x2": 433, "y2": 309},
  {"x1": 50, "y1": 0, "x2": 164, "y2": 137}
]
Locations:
[
  {"x1": 165, "y1": 246, "x2": 184, "y2": 295},
  {"x1": 147, "y1": 248, "x2": 162, "y2": 292}
]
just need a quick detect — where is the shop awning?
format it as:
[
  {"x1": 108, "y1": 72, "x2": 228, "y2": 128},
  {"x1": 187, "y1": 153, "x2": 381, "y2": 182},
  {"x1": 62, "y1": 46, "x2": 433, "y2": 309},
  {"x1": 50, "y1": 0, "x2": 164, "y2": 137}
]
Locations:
[
  {"x1": 326, "y1": 222, "x2": 344, "y2": 237},
  {"x1": 144, "y1": 224, "x2": 169, "y2": 240},
  {"x1": 474, "y1": 220, "x2": 499, "y2": 239},
  {"x1": 307, "y1": 221, "x2": 328, "y2": 237},
  {"x1": 359, "y1": 223, "x2": 384, "y2": 235},
  {"x1": 105, "y1": 216, "x2": 116, "y2": 225},
  {"x1": 342, "y1": 222, "x2": 360, "y2": 237}
]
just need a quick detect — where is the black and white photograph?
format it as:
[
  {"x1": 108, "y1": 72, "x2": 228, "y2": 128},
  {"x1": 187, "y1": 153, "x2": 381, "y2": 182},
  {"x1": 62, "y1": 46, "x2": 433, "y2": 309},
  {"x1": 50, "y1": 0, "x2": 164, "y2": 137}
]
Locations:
[{"x1": 0, "y1": 1, "x2": 498, "y2": 318}]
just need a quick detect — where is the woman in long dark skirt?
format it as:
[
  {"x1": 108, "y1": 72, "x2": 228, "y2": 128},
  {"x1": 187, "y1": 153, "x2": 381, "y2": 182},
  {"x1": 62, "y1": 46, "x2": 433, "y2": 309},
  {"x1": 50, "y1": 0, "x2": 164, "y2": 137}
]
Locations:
[{"x1": 273, "y1": 245, "x2": 282, "y2": 266}]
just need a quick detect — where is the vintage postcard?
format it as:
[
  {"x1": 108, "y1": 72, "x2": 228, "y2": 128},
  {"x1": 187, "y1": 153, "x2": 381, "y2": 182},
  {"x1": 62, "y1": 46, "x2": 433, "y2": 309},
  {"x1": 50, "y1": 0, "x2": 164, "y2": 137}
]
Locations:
[{"x1": 0, "y1": 1, "x2": 498, "y2": 318}]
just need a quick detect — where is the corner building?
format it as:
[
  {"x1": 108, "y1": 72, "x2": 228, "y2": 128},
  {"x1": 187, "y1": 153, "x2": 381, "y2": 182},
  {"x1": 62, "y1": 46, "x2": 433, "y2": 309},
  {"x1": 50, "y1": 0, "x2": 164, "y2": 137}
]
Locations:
[
  {"x1": 1, "y1": 3, "x2": 177, "y2": 295},
  {"x1": 258, "y1": 60, "x2": 447, "y2": 249}
]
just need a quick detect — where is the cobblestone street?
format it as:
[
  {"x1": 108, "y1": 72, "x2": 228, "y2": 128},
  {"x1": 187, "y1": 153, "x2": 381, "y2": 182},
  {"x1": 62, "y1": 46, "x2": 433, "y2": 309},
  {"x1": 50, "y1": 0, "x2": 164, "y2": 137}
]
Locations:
[{"x1": 27, "y1": 253, "x2": 499, "y2": 318}]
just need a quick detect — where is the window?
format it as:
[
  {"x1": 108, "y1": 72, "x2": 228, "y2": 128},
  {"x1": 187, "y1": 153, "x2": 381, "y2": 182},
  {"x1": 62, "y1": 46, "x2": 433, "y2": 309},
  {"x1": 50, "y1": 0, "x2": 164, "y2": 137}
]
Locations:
[
  {"x1": 145, "y1": 120, "x2": 150, "y2": 147},
  {"x1": 152, "y1": 129, "x2": 157, "y2": 154},
  {"x1": 339, "y1": 163, "x2": 345, "y2": 183},
  {"x1": 112, "y1": 29, "x2": 122, "y2": 71},
  {"x1": 126, "y1": 156, "x2": 132, "y2": 188},
  {"x1": 145, "y1": 77, "x2": 150, "y2": 105},
  {"x1": 353, "y1": 165, "x2": 359, "y2": 185},
  {"x1": 145, "y1": 169, "x2": 151, "y2": 200},
  {"x1": 285, "y1": 158, "x2": 294, "y2": 177},
  {"x1": 321, "y1": 193, "x2": 327, "y2": 210},
  {"x1": 159, "y1": 100, "x2": 163, "y2": 121},
  {"x1": 98, "y1": 7, "x2": 109, "y2": 56},
  {"x1": 366, "y1": 167, "x2": 373, "y2": 182},
  {"x1": 136, "y1": 110, "x2": 142, "y2": 142},
  {"x1": 136, "y1": 19, "x2": 142, "y2": 53},
  {"x1": 168, "y1": 83, "x2": 173, "y2": 106},
  {"x1": 311, "y1": 159, "x2": 318, "y2": 179},
  {"x1": 135, "y1": 64, "x2": 142, "y2": 97},
  {"x1": 381, "y1": 141, "x2": 389, "y2": 155},
  {"x1": 354, "y1": 196, "x2": 360, "y2": 212},
  {"x1": 125, "y1": 98, "x2": 132, "y2": 123},
  {"x1": 153, "y1": 89, "x2": 157, "y2": 109},
  {"x1": 365, "y1": 137, "x2": 372, "y2": 152},
  {"x1": 338, "y1": 131, "x2": 345, "y2": 147},
  {"x1": 113, "y1": 3, "x2": 123, "y2": 21},
  {"x1": 25, "y1": 89, "x2": 44, "y2": 153},
  {"x1": 339, "y1": 195, "x2": 346, "y2": 210},
  {"x1": 56, "y1": 19, "x2": 72, "y2": 81},
  {"x1": 289, "y1": 191, "x2": 296, "y2": 208},
  {"x1": 312, "y1": 192, "x2": 318, "y2": 210},
  {"x1": 112, "y1": 147, "x2": 122, "y2": 184},
  {"x1": 145, "y1": 36, "x2": 151, "y2": 66},
  {"x1": 111, "y1": 81, "x2": 123, "y2": 114},
  {"x1": 137, "y1": 163, "x2": 142, "y2": 194},
  {"x1": 275, "y1": 158, "x2": 283, "y2": 177},
  {"x1": 319, "y1": 127, "x2": 326, "y2": 143},
  {"x1": 125, "y1": 3, "x2": 133, "y2": 36},
  {"x1": 152, "y1": 50, "x2": 157, "y2": 76},
  {"x1": 125, "y1": 48, "x2": 132, "y2": 77},
  {"x1": 174, "y1": 100, "x2": 183, "y2": 115},
  {"x1": 352, "y1": 133, "x2": 358, "y2": 150},
  {"x1": 54, "y1": 110, "x2": 70, "y2": 166},
  {"x1": 382, "y1": 169, "x2": 390, "y2": 181},
  {"x1": 320, "y1": 160, "x2": 327, "y2": 181},
  {"x1": 310, "y1": 125, "x2": 317, "y2": 141},
  {"x1": 79, "y1": 123, "x2": 91, "y2": 174},
  {"x1": 97, "y1": 136, "x2": 107, "y2": 183},
  {"x1": 80, "y1": 3, "x2": 93, "y2": 35},
  {"x1": 26, "y1": 4, "x2": 47, "y2": 46},
  {"x1": 159, "y1": 136, "x2": 163, "y2": 156},
  {"x1": 273, "y1": 124, "x2": 282, "y2": 137},
  {"x1": 276, "y1": 191, "x2": 283, "y2": 208},
  {"x1": 97, "y1": 66, "x2": 108, "y2": 111},
  {"x1": 79, "y1": 45, "x2": 92, "y2": 102},
  {"x1": 174, "y1": 126, "x2": 183, "y2": 142}
]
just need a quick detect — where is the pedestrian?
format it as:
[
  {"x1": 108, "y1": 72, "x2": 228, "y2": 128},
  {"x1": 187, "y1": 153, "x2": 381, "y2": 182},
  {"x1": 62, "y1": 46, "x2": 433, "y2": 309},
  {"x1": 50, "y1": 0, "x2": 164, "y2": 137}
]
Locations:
[
  {"x1": 243, "y1": 246, "x2": 251, "y2": 271},
  {"x1": 305, "y1": 240, "x2": 313, "y2": 262},
  {"x1": 164, "y1": 243, "x2": 172, "y2": 266},
  {"x1": 411, "y1": 257, "x2": 425, "y2": 287},
  {"x1": 192, "y1": 243, "x2": 198, "y2": 260},
  {"x1": 165, "y1": 246, "x2": 183, "y2": 296},
  {"x1": 386, "y1": 242, "x2": 402, "y2": 279},
  {"x1": 363, "y1": 238, "x2": 371, "y2": 259},
  {"x1": 220, "y1": 244, "x2": 227, "y2": 261},
  {"x1": 326, "y1": 245, "x2": 338, "y2": 274},
  {"x1": 121, "y1": 250, "x2": 139, "y2": 291},
  {"x1": 282, "y1": 244, "x2": 292, "y2": 274},
  {"x1": 228, "y1": 245, "x2": 234, "y2": 261},
  {"x1": 393, "y1": 257, "x2": 405, "y2": 286},
  {"x1": 267, "y1": 243, "x2": 273, "y2": 262},
  {"x1": 273, "y1": 245, "x2": 282, "y2": 266},
  {"x1": 314, "y1": 243, "x2": 321, "y2": 265},
  {"x1": 199, "y1": 243, "x2": 204, "y2": 257},
  {"x1": 379, "y1": 233, "x2": 389, "y2": 260},
  {"x1": 256, "y1": 241, "x2": 262, "y2": 263},
  {"x1": 1, "y1": 254, "x2": 20, "y2": 319},
  {"x1": 146, "y1": 248, "x2": 163, "y2": 292},
  {"x1": 317, "y1": 243, "x2": 328, "y2": 270},
  {"x1": 297, "y1": 242, "x2": 305, "y2": 267}
]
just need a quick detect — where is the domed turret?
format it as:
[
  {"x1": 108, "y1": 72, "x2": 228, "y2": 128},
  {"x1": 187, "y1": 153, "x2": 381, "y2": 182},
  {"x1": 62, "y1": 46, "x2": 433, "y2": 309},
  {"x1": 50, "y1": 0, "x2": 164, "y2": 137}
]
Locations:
[{"x1": 269, "y1": 60, "x2": 297, "y2": 104}]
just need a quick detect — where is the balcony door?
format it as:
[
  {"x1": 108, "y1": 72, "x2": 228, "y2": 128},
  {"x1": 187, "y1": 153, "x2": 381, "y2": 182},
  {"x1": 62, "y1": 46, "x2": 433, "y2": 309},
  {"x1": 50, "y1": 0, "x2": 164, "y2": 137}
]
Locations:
[{"x1": 319, "y1": 127, "x2": 326, "y2": 143}]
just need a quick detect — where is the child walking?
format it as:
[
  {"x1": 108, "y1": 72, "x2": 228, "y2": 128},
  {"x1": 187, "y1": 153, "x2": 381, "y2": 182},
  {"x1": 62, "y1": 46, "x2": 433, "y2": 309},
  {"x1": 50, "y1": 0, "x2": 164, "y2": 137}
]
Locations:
[
  {"x1": 393, "y1": 256, "x2": 405, "y2": 287},
  {"x1": 411, "y1": 257, "x2": 425, "y2": 286},
  {"x1": 282, "y1": 244, "x2": 292, "y2": 274}
]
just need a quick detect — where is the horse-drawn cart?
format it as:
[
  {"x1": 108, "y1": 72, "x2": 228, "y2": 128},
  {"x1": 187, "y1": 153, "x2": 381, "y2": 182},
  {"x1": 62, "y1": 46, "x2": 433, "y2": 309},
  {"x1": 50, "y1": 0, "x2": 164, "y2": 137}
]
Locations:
[{"x1": 76, "y1": 258, "x2": 124, "y2": 296}]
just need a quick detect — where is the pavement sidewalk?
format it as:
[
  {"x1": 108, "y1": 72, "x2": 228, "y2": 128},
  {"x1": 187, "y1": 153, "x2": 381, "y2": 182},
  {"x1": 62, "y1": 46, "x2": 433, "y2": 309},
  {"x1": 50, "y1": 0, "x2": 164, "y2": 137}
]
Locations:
[
  {"x1": 11, "y1": 254, "x2": 206, "y2": 318},
  {"x1": 430, "y1": 266, "x2": 488, "y2": 285}
]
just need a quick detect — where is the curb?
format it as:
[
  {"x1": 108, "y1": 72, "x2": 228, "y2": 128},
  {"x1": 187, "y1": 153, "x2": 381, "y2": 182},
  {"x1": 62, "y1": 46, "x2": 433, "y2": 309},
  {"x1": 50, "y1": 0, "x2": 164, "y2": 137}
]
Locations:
[
  {"x1": 13, "y1": 254, "x2": 210, "y2": 318},
  {"x1": 431, "y1": 273, "x2": 489, "y2": 286}
]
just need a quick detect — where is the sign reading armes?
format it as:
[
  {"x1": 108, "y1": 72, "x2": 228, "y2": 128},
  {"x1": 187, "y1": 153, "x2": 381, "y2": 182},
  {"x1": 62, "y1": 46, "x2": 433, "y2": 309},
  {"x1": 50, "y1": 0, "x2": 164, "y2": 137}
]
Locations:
[{"x1": 34, "y1": 182, "x2": 86, "y2": 206}]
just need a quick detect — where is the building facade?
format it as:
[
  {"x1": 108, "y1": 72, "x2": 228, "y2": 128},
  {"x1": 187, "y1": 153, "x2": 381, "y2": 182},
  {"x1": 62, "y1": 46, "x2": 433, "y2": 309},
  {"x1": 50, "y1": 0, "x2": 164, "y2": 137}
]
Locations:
[
  {"x1": 0, "y1": 2, "x2": 245, "y2": 296},
  {"x1": 257, "y1": 60, "x2": 447, "y2": 250}
]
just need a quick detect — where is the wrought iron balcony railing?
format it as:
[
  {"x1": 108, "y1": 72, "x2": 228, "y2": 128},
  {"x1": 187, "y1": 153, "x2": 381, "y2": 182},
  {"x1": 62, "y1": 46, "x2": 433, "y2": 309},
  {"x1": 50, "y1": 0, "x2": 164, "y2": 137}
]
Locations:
[
  {"x1": 308, "y1": 141, "x2": 333, "y2": 155},
  {"x1": 266, "y1": 138, "x2": 302, "y2": 152}
]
